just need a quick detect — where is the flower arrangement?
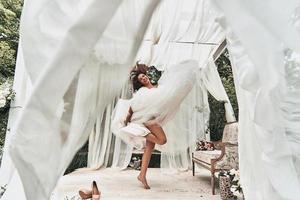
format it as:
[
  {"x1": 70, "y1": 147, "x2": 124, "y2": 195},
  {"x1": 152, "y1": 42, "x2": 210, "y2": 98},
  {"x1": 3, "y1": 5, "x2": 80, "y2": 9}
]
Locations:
[
  {"x1": 229, "y1": 169, "x2": 243, "y2": 197},
  {"x1": 129, "y1": 156, "x2": 141, "y2": 170},
  {"x1": 0, "y1": 79, "x2": 15, "y2": 109},
  {"x1": 219, "y1": 169, "x2": 243, "y2": 199},
  {"x1": 147, "y1": 66, "x2": 162, "y2": 85},
  {"x1": 195, "y1": 139, "x2": 215, "y2": 151}
]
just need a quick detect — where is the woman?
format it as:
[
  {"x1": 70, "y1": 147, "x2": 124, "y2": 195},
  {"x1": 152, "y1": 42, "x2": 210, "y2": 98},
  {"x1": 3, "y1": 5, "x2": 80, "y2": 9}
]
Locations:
[
  {"x1": 78, "y1": 61, "x2": 197, "y2": 198},
  {"x1": 111, "y1": 60, "x2": 198, "y2": 189},
  {"x1": 124, "y1": 63, "x2": 167, "y2": 189}
]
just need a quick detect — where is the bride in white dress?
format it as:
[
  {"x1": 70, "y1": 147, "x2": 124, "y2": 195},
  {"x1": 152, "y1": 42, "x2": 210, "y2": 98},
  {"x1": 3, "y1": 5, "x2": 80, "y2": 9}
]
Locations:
[{"x1": 111, "y1": 60, "x2": 198, "y2": 189}]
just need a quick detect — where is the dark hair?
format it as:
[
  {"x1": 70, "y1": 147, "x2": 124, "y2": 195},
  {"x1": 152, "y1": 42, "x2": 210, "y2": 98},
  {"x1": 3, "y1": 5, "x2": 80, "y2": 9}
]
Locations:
[{"x1": 130, "y1": 62, "x2": 149, "y2": 91}]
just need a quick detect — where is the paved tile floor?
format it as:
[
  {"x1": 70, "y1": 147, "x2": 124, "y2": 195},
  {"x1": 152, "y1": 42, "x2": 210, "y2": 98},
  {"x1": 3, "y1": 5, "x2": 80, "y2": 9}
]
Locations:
[{"x1": 52, "y1": 167, "x2": 220, "y2": 200}]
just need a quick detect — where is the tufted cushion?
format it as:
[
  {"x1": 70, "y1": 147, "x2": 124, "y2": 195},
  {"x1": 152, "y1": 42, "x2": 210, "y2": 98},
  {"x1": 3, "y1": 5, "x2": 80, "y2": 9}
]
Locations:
[{"x1": 193, "y1": 150, "x2": 222, "y2": 164}]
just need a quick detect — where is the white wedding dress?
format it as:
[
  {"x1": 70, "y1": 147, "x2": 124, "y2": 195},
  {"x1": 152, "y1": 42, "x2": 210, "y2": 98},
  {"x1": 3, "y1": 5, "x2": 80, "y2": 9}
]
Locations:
[{"x1": 111, "y1": 60, "x2": 198, "y2": 149}]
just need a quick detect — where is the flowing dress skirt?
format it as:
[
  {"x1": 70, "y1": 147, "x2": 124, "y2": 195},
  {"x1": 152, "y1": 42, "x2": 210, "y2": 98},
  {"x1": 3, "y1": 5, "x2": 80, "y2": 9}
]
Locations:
[{"x1": 111, "y1": 60, "x2": 198, "y2": 149}]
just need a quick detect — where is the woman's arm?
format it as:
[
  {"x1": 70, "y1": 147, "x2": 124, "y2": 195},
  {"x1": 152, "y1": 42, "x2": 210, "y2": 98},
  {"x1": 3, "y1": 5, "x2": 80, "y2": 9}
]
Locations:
[{"x1": 124, "y1": 107, "x2": 133, "y2": 126}]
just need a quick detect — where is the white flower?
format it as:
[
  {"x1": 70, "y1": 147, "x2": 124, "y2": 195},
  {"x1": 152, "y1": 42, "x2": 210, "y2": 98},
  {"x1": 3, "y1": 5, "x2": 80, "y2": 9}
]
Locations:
[
  {"x1": 230, "y1": 185, "x2": 242, "y2": 196},
  {"x1": 235, "y1": 192, "x2": 244, "y2": 198},
  {"x1": 233, "y1": 173, "x2": 240, "y2": 182},
  {"x1": 0, "y1": 79, "x2": 15, "y2": 107},
  {"x1": 3, "y1": 88, "x2": 10, "y2": 96},
  {"x1": 230, "y1": 185, "x2": 238, "y2": 192},
  {"x1": 132, "y1": 157, "x2": 137, "y2": 161},
  {"x1": 232, "y1": 189, "x2": 241, "y2": 196},
  {"x1": 0, "y1": 98, "x2": 6, "y2": 108},
  {"x1": 229, "y1": 169, "x2": 237, "y2": 175}
]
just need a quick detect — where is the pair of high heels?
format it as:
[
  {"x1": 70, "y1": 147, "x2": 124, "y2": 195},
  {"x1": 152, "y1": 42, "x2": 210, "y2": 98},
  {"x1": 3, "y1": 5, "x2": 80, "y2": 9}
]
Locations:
[{"x1": 79, "y1": 181, "x2": 101, "y2": 200}]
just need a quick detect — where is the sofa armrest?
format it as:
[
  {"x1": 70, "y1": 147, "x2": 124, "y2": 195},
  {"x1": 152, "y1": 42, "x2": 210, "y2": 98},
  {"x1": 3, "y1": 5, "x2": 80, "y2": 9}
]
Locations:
[
  {"x1": 211, "y1": 141, "x2": 222, "y2": 150},
  {"x1": 211, "y1": 142, "x2": 238, "y2": 169}
]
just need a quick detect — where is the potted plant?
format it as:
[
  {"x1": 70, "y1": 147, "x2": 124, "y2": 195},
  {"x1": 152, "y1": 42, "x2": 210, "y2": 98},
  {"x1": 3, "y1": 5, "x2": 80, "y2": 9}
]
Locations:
[
  {"x1": 219, "y1": 169, "x2": 244, "y2": 200},
  {"x1": 229, "y1": 169, "x2": 244, "y2": 199}
]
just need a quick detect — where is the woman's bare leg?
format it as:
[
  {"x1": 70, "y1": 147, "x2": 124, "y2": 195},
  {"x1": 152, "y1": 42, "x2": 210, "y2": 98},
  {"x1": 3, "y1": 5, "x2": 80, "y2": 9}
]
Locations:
[
  {"x1": 137, "y1": 123, "x2": 167, "y2": 189},
  {"x1": 144, "y1": 123, "x2": 167, "y2": 145},
  {"x1": 138, "y1": 140, "x2": 155, "y2": 189},
  {"x1": 144, "y1": 133, "x2": 160, "y2": 144}
]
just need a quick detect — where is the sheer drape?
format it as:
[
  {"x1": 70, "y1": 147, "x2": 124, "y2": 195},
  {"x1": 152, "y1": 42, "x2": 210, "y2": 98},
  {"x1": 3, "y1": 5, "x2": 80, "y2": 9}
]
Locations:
[
  {"x1": 86, "y1": 0, "x2": 160, "y2": 170},
  {"x1": 88, "y1": 101, "x2": 116, "y2": 169},
  {"x1": 7, "y1": 0, "x2": 160, "y2": 199},
  {"x1": 88, "y1": 83, "x2": 133, "y2": 169},
  {"x1": 136, "y1": 0, "x2": 234, "y2": 170},
  {"x1": 201, "y1": 59, "x2": 236, "y2": 122},
  {"x1": 87, "y1": 0, "x2": 235, "y2": 171},
  {"x1": 0, "y1": 42, "x2": 31, "y2": 200},
  {"x1": 136, "y1": 0, "x2": 225, "y2": 69},
  {"x1": 211, "y1": 0, "x2": 300, "y2": 199},
  {"x1": 0, "y1": 42, "x2": 26, "y2": 186}
]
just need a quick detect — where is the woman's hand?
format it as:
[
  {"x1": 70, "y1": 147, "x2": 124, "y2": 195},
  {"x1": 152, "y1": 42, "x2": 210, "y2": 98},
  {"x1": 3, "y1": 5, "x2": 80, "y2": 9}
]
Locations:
[
  {"x1": 124, "y1": 116, "x2": 130, "y2": 126},
  {"x1": 124, "y1": 107, "x2": 133, "y2": 126},
  {"x1": 143, "y1": 119, "x2": 158, "y2": 127}
]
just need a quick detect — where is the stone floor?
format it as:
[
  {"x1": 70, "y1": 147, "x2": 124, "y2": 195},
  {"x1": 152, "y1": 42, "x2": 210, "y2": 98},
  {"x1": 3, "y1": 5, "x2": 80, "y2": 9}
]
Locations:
[{"x1": 52, "y1": 167, "x2": 220, "y2": 200}]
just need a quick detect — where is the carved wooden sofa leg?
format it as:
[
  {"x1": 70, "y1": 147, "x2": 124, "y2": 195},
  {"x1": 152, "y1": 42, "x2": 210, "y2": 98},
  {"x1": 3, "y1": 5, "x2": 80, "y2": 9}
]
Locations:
[
  {"x1": 192, "y1": 160, "x2": 195, "y2": 176},
  {"x1": 211, "y1": 171, "x2": 216, "y2": 195}
]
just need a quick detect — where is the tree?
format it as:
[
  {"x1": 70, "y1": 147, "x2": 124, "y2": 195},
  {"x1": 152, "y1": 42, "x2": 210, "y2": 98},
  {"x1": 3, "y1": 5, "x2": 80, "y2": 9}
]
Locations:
[
  {"x1": 209, "y1": 49, "x2": 239, "y2": 141},
  {"x1": 0, "y1": 0, "x2": 23, "y2": 159},
  {"x1": 0, "y1": 0, "x2": 22, "y2": 81}
]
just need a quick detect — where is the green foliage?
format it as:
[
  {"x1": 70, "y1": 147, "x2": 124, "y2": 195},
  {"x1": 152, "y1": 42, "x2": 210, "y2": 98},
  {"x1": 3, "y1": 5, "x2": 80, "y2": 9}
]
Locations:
[
  {"x1": 0, "y1": 0, "x2": 23, "y2": 159},
  {"x1": 209, "y1": 49, "x2": 239, "y2": 141},
  {"x1": 0, "y1": 107, "x2": 9, "y2": 156},
  {"x1": 147, "y1": 66, "x2": 162, "y2": 85},
  {"x1": 65, "y1": 141, "x2": 89, "y2": 174},
  {"x1": 0, "y1": 0, "x2": 23, "y2": 81}
]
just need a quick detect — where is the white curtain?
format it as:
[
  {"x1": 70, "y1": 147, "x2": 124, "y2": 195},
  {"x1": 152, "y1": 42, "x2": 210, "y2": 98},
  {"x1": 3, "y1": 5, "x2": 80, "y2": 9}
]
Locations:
[
  {"x1": 85, "y1": 0, "x2": 162, "y2": 170},
  {"x1": 137, "y1": 0, "x2": 224, "y2": 69},
  {"x1": 88, "y1": 83, "x2": 133, "y2": 169},
  {"x1": 201, "y1": 59, "x2": 236, "y2": 123},
  {"x1": 88, "y1": 101, "x2": 116, "y2": 169},
  {"x1": 211, "y1": 0, "x2": 300, "y2": 199},
  {"x1": 136, "y1": 0, "x2": 234, "y2": 170},
  {"x1": 87, "y1": 0, "x2": 235, "y2": 171},
  {"x1": 7, "y1": 0, "x2": 160, "y2": 199},
  {"x1": 0, "y1": 42, "x2": 32, "y2": 200}
]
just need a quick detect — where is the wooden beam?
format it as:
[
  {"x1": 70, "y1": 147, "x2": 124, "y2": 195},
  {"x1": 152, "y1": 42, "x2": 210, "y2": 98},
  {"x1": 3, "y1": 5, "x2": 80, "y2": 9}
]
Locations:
[{"x1": 213, "y1": 39, "x2": 227, "y2": 61}]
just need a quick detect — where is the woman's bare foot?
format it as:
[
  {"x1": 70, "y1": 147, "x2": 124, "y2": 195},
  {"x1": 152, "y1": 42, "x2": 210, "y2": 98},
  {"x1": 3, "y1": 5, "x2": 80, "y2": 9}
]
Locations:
[{"x1": 137, "y1": 174, "x2": 150, "y2": 189}]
